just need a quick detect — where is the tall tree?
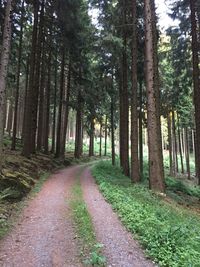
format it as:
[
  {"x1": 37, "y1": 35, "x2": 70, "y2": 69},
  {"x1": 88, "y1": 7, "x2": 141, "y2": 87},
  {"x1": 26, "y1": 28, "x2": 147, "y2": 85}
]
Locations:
[
  {"x1": 144, "y1": 0, "x2": 165, "y2": 192},
  {"x1": 0, "y1": 0, "x2": 12, "y2": 171},
  {"x1": 131, "y1": 0, "x2": 140, "y2": 182},
  {"x1": 190, "y1": 0, "x2": 200, "y2": 185}
]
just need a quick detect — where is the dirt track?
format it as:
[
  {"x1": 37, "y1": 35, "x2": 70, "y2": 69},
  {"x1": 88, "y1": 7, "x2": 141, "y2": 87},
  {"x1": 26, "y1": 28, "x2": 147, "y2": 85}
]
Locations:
[{"x1": 0, "y1": 165, "x2": 155, "y2": 267}]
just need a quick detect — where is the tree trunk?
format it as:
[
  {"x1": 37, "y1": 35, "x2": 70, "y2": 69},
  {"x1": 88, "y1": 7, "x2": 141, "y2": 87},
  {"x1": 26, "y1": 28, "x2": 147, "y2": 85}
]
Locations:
[
  {"x1": 55, "y1": 49, "x2": 65, "y2": 158},
  {"x1": 22, "y1": 0, "x2": 39, "y2": 157},
  {"x1": 11, "y1": 0, "x2": 24, "y2": 150},
  {"x1": 0, "y1": 0, "x2": 12, "y2": 171},
  {"x1": 89, "y1": 118, "x2": 94, "y2": 157},
  {"x1": 111, "y1": 97, "x2": 115, "y2": 166},
  {"x1": 131, "y1": 0, "x2": 140, "y2": 182},
  {"x1": 119, "y1": 0, "x2": 129, "y2": 176},
  {"x1": 74, "y1": 90, "x2": 83, "y2": 159},
  {"x1": 144, "y1": 0, "x2": 165, "y2": 192},
  {"x1": 167, "y1": 112, "x2": 173, "y2": 176},
  {"x1": 139, "y1": 79, "x2": 143, "y2": 178},
  {"x1": 172, "y1": 110, "x2": 179, "y2": 174},
  {"x1": 104, "y1": 115, "x2": 107, "y2": 156},
  {"x1": 190, "y1": 0, "x2": 200, "y2": 185},
  {"x1": 177, "y1": 116, "x2": 184, "y2": 174},
  {"x1": 185, "y1": 127, "x2": 191, "y2": 180},
  {"x1": 51, "y1": 50, "x2": 58, "y2": 153},
  {"x1": 99, "y1": 123, "x2": 102, "y2": 157}
]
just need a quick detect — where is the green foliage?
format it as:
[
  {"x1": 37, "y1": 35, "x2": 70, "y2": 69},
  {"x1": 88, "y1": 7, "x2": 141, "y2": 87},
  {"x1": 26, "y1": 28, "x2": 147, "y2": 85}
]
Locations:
[
  {"x1": 166, "y1": 177, "x2": 200, "y2": 198},
  {"x1": 92, "y1": 161, "x2": 200, "y2": 267}
]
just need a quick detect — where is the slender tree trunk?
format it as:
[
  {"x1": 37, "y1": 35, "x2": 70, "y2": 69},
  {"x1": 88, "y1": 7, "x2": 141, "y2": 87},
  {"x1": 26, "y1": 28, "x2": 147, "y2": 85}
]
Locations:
[
  {"x1": 0, "y1": 0, "x2": 12, "y2": 171},
  {"x1": 131, "y1": 0, "x2": 140, "y2": 182},
  {"x1": 22, "y1": 56, "x2": 29, "y2": 141},
  {"x1": 119, "y1": 0, "x2": 129, "y2": 176},
  {"x1": 55, "y1": 49, "x2": 65, "y2": 158},
  {"x1": 185, "y1": 127, "x2": 191, "y2": 180},
  {"x1": 139, "y1": 79, "x2": 143, "y2": 178},
  {"x1": 74, "y1": 90, "x2": 83, "y2": 159},
  {"x1": 89, "y1": 118, "x2": 94, "y2": 157},
  {"x1": 111, "y1": 97, "x2": 115, "y2": 165},
  {"x1": 190, "y1": 0, "x2": 200, "y2": 185},
  {"x1": 177, "y1": 116, "x2": 184, "y2": 174},
  {"x1": 22, "y1": 0, "x2": 39, "y2": 157},
  {"x1": 144, "y1": 0, "x2": 165, "y2": 192},
  {"x1": 172, "y1": 111, "x2": 179, "y2": 174},
  {"x1": 51, "y1": 50, "x2": 58, "y2": 153},
  {"x1": 104, "y1": 115, "x2": 107, "y2": 156},
  {"x1": 99, "y1": 123, "x2": 102, "y2": 157},
  {"x1": 12, "y1": 0, "x2": 24, "y2": 150},
  {"x1": 167, "y1": 112, "x2": 173, "y2": 176}
]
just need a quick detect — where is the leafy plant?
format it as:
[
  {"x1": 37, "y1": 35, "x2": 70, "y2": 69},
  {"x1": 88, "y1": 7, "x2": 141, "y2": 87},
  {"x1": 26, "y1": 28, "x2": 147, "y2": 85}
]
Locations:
[{"x1": 92, "y1": 161, "x2": 200, "y2": 267}]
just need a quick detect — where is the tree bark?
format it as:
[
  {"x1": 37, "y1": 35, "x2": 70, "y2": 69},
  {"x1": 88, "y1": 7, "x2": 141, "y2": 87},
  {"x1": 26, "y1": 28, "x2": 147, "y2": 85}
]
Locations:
[
  {"x1": 144, "y1": 0, "x2": 165, "y2": 192},
  {"x1": 22, "y1": 0, "x2": 39, "y2": 157},
  {"x1": 131, "y1": 0, "x2": 140, "y2": 182},
  {"x1": 0, "y1": 0, "x2": 12, "y2": 171},
  {"x1": 119, "y1": 0, "x2": 129, "y2": 176},
  {"x1": 11, "y1": 0, "x2": 24, "y2": 150},
  {"x1": 111, "y1": 97, "x2": 115, "y2": 165},
  {"x1": 190, "y1": 0, "x2": 200, "y2": 184}
]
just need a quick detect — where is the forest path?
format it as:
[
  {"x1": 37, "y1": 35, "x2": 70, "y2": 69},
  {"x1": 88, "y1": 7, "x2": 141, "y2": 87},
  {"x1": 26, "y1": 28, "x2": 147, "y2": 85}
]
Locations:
[
  {"x1": 0, "y1": 164, "x2": 155, "y2": 267},
  {"x1": 0, "y1": 166, "x2": 83, "y2": 267}
]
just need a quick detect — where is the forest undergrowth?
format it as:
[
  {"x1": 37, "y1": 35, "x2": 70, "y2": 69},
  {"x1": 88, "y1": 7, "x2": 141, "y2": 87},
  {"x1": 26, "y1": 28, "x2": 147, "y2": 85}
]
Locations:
[{"x1": 92, "y1": 161, "x2": 200, "y2": 267}]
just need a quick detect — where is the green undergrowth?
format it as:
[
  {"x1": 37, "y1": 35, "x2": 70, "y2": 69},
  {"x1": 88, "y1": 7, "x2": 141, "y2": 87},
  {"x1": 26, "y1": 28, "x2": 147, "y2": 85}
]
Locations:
[
  {"x1": 70, "y1": 169, "x2": 106, "y2": 266},
  {"x1": 92, "y1": 161, "x2": 200, "y2": 267}
]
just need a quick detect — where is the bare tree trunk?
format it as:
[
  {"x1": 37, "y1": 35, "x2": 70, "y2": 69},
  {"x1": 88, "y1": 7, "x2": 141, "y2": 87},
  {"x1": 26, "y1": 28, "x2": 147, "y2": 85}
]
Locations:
[
  {"x1": 104, "y1": 115, "x2": 107, "y2": 156},
  {"x1": 12, "y1": 0, "x2": 24, "y2": 150},
  {"x1": 190, "y1": 0, "x2": 200, "y2": 185},
  {"x1": 177, "y1": 116, "x2": 184, "y2": 174},
  {"x1": 55, "y1": 49, "x2": 65, "y2": 158},
  {"x1": 119, "y1": 0, "x2": 129, "y2": 176},
  {"x1": 111, "y1": 97, "x2": 115, "y2": 165},
  {"x1": 144, "y1": 0, "x2": 165, "y2": 192},
  {"x1": 167, "y1": 112, "x2": 173, "y2": 176},
  {"x1": 139, "y1": 79, "x2": 143, "y2": 178},
  {"x1": 99, "y1": 123, "x2": 102, "y2": 157},
  {"x1": 74, "y1": 90, "x2": 83, "y2": 159},
  {"x1": 0, "y1": 0, "x2": 12, "y2": 171},
  {"x1": 22, "y1": 0, "x2": 39, "y2": 157},
  {"x1": 131, "y1": 0, "x2": 140, "y2": 182},
  {"x1": 185, "y1": 127, "x2": 191, "y2": 180},
  {"x1": 89, "y1": 118, "x2": 94, "y2": 157}
]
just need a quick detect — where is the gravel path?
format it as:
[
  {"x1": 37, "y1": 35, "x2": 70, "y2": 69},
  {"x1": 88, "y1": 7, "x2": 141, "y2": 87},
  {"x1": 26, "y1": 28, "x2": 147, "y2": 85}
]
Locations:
[
  {"x1": 0, "y1": 166, "x2": 82, "y2": 267},
  {"x1": 0, "y1": 164, "x2": 156, "y2": 267},
  {"x1": 81, "y1": 167, "x2": 156, "y2": 267}
]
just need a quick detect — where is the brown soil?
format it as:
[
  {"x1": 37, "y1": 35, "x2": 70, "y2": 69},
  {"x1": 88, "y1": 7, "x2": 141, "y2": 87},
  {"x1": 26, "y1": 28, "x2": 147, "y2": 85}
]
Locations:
[{"x1": 0, "y1": 165, "x2": 156, "y2": 267}]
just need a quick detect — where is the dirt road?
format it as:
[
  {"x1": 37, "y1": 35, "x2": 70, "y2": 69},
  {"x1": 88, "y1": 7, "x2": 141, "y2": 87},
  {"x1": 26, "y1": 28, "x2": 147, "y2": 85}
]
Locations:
[{"x1": 0, "y1": 165, "x2": 155, "y2": 267}]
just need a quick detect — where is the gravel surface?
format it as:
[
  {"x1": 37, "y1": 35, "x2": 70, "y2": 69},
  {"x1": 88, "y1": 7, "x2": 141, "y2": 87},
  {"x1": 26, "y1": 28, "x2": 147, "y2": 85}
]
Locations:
[
  {"x1": 81, "y1": 167, "x2": 156, "y2": 267},
  {"x1": 0, "y1": 166, "x2": 82, "y2": 267}
]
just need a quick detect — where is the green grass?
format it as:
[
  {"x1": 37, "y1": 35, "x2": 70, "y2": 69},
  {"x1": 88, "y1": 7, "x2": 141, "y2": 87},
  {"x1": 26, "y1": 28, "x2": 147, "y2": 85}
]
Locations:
[
  {"x1": 92, "y1": 161, "x2": 200, "y2": 267},
  {"x1": 70, "y1": 169, "x2": 106, "y2": 266}
]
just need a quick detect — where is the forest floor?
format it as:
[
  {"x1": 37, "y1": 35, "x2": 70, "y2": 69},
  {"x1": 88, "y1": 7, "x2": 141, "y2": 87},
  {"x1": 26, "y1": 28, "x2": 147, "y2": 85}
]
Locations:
[{"x1": 0, "y1": 164, "x2": 156, "y2": 267}]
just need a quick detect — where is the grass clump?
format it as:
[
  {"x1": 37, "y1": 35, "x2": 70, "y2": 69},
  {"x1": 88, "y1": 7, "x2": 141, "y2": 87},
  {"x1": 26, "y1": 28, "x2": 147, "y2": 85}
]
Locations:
[
  {"x1": 92, "y1": 161, "x2": 200, "y2": 267},
  {"x1": 70, "y1": 170, "x2": 106, "y2": 266}
]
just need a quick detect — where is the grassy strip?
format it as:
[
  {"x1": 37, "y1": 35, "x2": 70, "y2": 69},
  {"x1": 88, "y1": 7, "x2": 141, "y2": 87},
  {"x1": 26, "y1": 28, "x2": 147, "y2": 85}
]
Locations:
[
  {"x1": 70, "y1": 169, "x2": 106, "y2": 266},
  {"x1": 92, "y1": 161, "x2": 200, "y2": 267}
]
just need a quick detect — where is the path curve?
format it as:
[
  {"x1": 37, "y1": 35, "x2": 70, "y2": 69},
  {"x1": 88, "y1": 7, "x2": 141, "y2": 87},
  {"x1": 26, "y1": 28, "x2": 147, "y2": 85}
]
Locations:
[
  {"x1": 0, "y1": 166, "x2": 82, "y2": 267},
  {"x1": 81, "y1": 167, "x2": 156, "y2": 267}
]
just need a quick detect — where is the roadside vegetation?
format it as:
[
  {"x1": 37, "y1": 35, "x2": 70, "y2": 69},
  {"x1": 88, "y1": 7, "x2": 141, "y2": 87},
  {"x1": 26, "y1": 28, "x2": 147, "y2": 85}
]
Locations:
[{"x1": 92, "y1": 161, "x2": 200, "y2": 267}]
